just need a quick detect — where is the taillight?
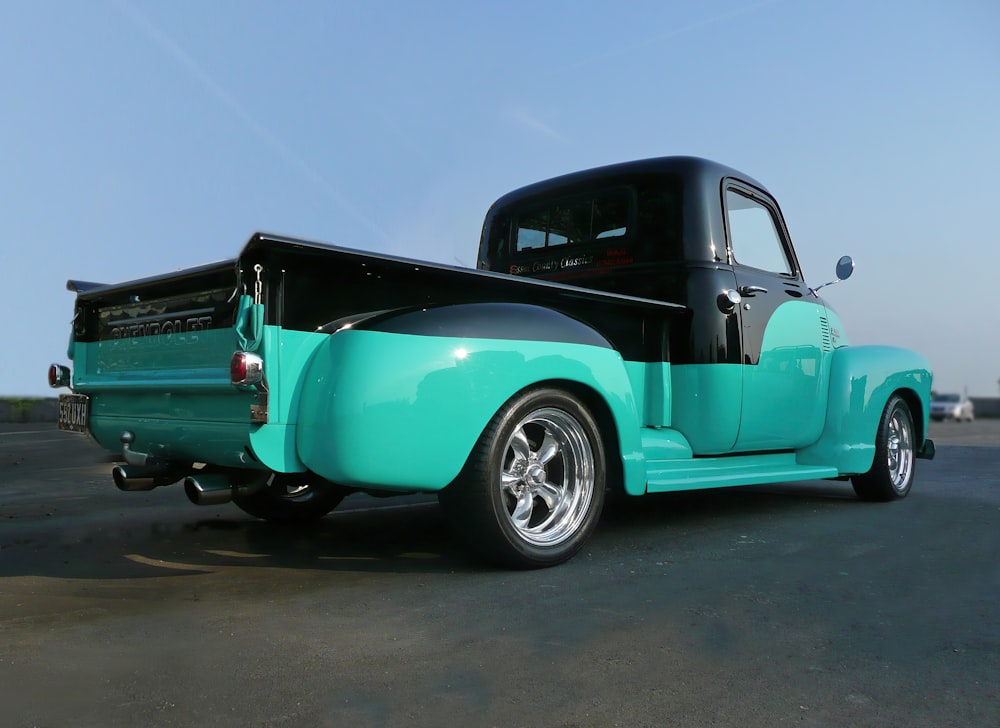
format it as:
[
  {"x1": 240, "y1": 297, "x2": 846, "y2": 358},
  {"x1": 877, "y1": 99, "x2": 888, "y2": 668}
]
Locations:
[
  {"x1": 48, "y1": 363, "x2": 71, "y2": 388},
  {"x1": 230, "y1": 351, "x2": 264, "y2": 387},
  {"x1": 231, "y1": 351, "x2": 269, "y2": 423}
]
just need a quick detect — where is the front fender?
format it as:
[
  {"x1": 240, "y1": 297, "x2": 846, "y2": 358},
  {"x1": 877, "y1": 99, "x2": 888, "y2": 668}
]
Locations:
[
  {"x1": 797, "y1": 345, "x2": 932, "y2": 474},
  {"x1": 296, "y1": 325, "x2": 643, "y2": 491}
]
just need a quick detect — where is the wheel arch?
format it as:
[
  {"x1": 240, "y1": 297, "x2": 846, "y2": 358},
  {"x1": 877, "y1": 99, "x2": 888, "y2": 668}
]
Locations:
[
  {"x1": 547, "y1": 379, "x2": 626, "y2": 495},
  {"x1": 797, "y1": 345, "x2": 933, "y2": 475},
  {"x1": 894, "y1": 386, "x2": 926, "y2": 450},
  {"x1": 449, "y1": 378, "x2": 627, "y2": 496}
]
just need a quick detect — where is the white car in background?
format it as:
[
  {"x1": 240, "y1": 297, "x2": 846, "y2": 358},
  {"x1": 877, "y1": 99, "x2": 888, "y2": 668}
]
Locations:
[{"x1": 930, "y1": 393, "x2": 975, "y2": 422}]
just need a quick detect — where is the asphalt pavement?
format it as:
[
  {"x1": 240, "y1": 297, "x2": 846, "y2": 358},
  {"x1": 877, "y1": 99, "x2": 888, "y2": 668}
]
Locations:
[{"x1": 1, "y1": 420, "x2": 998, "y2": 727}]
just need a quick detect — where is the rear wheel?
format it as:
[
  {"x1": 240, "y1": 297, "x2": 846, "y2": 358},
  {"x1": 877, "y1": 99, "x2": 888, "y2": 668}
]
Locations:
[
  {"x1": 232, "y1": 472, "x2": 348, "y2": 523},
  {"x1": 852, "y1": 395, "x2": 915, "y2": 502},
  {"x1": 441, "y1": 388, "x2": 606, "y2": 569}
]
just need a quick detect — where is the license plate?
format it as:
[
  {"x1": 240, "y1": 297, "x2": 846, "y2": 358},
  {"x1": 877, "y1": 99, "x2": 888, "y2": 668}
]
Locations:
[{"x1": 58, "y1": 393, "x2": 90, "y2": 433}]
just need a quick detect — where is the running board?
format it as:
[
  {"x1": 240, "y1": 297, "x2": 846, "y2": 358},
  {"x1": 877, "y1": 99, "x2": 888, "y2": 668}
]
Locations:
[{"x1": 645, "y1": 452, "x2": 839, "y2": 493}]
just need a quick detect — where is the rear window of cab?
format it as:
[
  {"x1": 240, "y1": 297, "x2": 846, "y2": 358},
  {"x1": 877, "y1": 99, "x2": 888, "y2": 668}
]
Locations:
[{"x1": 483, "y1": 177, "x2": 684, "y2": 278}]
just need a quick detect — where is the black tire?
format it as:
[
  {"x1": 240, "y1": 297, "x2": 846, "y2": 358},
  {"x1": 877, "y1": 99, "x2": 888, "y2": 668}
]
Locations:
[
  {"x1": 232, "y1": 472, "x2": 348, "y2": 523},
  {"x1": 440, "y1": 388, "x2": 606, "y2": 569},
  {"x1": 851, "y1": 395, "x2": 915, "y2": 502}
]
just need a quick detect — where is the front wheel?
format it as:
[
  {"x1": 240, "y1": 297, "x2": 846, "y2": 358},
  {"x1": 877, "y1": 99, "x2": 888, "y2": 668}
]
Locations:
[
  {"x1": 852, "y1": 395, "x2": 915, "y2": 502},
  {"x1": 440, "y1": 388, "x2": 606, "y2": 569},
  {"x1": 232, "y1": 472, "x2": 348, "y2": 523}
]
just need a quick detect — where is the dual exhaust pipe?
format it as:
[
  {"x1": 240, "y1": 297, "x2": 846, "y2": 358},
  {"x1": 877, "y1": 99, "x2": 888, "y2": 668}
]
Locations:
[
  {"x1": 112, "y1": 465, "x2": 235, "y2": 506},
  {"x1": 111, "y1": 430, "x2": 262, "y2": 506}
]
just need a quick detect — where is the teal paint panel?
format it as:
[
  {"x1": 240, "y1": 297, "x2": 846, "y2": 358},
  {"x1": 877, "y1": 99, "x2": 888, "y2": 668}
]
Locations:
[
  {"x1": 296, "y1": 330, "x2": 646, "y2": 493},
  {"x1": 88, "y1": 389, "x2": 250, "y2": 422},
  {"x1": 73, "y1": 327, "x2": 256, "y2": 457},
  {"x1": 736, "y1": 300, "x2": 830, "y2": 451},
  {"x1": 76, "y1": 324, "x2": 330, "y2": 473},
  {"x1": 623, "y1": 361, "x2": 647, "y2": 423},
  {"x1": 623, "y1": 361, "x2": 672, "y2": 427},
  {"x1": 250, "y1": 326, "x2": 327, "y2": 426},
  {"x1": 645, "y1": 451, "x2": 838, "y2": 492},
  {"x1": 824, "y1": 306, "x2": 851, "y2": 348},
  {"x1": 670, "y1": 364, "x2": 742, "y2": 454},
  {"x1": 249, "y1": 424, "x2": 304, "y2": 472},
  {"x1": 796, "y1": 345, "x2": 933, "y2": 474},
  {"x1": 73, "y1": 329, "x2": 250, "y2": 463},
  {"x1": 71, "y1": 342, "x2": 90, "y2": 387},
  {"x1": 83, "y1": 327, "x2": 238, "y2": 376},
  {"x1": 247, "y1": 327, "x2": 328, "y2": 472},
  {"x1": 88, "y1": 415, "x2": 255, "y2": 467},
  {"x1": 643, "y1": 362, "x2": 671, "y2": 427},
  {"x1": 640, "y1": 427, "x2": 693, "y2": 460}
]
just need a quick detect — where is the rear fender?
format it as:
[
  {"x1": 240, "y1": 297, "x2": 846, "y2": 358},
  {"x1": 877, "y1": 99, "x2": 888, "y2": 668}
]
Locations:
[{"x1": 296, "y1": 303, "x2": 645, "y2": 492}]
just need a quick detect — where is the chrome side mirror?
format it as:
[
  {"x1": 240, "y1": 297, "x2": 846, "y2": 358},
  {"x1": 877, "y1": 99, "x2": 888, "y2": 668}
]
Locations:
[
  {"x1": 811, "y1": 255, "x2": 855, "y2": 295},
  {"x1": 835, "y1": 255, "x2": 854, "y2": 282}
]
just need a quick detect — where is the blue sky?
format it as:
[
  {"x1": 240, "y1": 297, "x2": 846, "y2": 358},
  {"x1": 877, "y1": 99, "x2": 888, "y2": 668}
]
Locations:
[{"x1": 2, "y1": 0, "x2": 998, "y2": 397}]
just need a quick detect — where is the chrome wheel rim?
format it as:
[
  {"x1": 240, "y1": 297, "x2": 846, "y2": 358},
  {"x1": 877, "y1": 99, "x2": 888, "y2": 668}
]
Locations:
[
  {"x1": 499, "y1": 407, "x2": 595, "y2": 547},
  {"x1": 265, "y1": 473, "x2": 318, "y2": 502},
  {"x1": 886, "y1": 406, "x2": 914, "y2": 492}
]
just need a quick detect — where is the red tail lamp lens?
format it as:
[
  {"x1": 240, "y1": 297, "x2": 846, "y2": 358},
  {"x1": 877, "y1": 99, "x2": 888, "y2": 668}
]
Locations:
[
  {"x1": 230, "y1": 352, "x2": 263, "y2": 386},
  {"x1": 48, "y1": 363, "x2": 71, "y2": 388}
]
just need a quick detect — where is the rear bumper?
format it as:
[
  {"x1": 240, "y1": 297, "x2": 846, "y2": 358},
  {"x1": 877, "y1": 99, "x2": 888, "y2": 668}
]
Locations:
[{"x1": 89, "y1": 414, "x2": 256, "y2": 469}]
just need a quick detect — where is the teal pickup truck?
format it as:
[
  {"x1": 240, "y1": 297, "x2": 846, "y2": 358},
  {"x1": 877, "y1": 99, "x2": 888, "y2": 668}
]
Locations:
[{"x1": 51, "y1": 156, "x2": 935, "y2": 568}]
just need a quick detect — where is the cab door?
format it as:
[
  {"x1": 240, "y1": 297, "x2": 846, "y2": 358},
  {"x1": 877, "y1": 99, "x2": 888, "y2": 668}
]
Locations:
[{"x1": 724, "y1": 184, "x2": 830, "y2": 452}]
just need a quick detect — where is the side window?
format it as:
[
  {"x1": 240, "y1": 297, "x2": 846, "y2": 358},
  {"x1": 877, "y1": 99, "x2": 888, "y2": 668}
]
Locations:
[{"x1": 725, "y1": 189, "x2": 792, "y2": 275}]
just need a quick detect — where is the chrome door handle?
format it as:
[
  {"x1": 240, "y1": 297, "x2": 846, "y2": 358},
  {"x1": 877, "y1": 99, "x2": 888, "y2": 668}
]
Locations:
[
  {"x1": 739, "y1": 285, "x2": 768, "y2": 296},
  {"x1": 717, "y1": 289, "x2": 742, "y2": 314}
]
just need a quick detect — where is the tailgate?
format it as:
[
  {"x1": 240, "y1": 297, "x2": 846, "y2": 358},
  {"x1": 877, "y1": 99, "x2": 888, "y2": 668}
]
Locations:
[{"x1": 68, "y1": 259, "x2": 257, "y2": 464}]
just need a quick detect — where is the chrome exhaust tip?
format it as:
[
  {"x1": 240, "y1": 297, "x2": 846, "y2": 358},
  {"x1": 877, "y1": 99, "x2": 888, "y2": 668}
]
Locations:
[
  {"x1": 112, "y1": 464, "x2": 161, "y2": 492},
  {"x1": 183, "y1": 473, "x2": 233, "y2": 506}
]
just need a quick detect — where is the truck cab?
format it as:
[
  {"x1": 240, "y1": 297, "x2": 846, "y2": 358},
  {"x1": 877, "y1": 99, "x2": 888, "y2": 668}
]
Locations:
[{"x1": 479, "y1": 156, "x2": 917, "y2": 459}]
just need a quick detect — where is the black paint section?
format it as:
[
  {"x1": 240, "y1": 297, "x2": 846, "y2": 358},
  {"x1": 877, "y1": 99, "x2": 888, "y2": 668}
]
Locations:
[
  {"x1": 478, "y1": 156, "x2": 811, "y2": 366},
  {"x1": 361, "y1": 303, "x2": 613, "y2": 349},
  {"x1": 71, "y1": 261, "x2": 239, "y2": 343},
  {"x1": 239, "y1": 234, "x2": 683, "y2": 363},
  {"x1": 67, "y1": 156, "x2": 818, "y2": 368}
]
